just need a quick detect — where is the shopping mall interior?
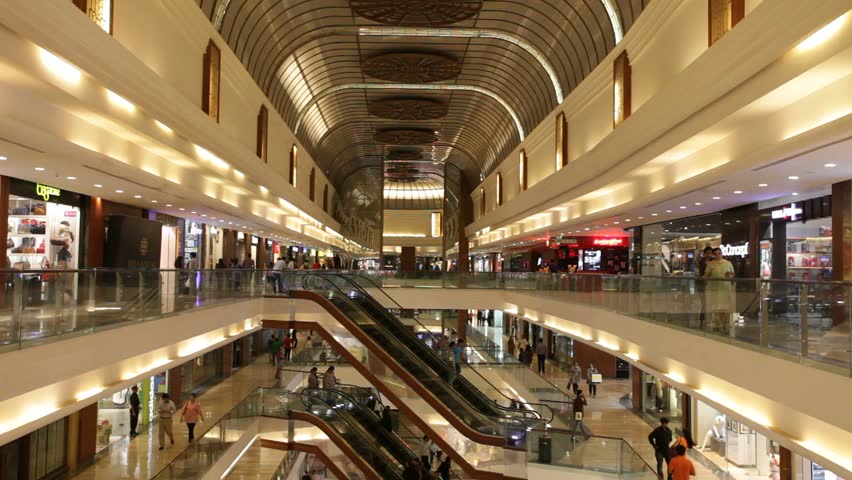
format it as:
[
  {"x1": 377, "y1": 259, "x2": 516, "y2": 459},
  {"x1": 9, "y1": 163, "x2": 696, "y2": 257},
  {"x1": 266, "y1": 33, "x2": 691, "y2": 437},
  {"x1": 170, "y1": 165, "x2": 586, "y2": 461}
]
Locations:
[{"x1": 0, "y1": 0, "x2": 850, "y2": 479}]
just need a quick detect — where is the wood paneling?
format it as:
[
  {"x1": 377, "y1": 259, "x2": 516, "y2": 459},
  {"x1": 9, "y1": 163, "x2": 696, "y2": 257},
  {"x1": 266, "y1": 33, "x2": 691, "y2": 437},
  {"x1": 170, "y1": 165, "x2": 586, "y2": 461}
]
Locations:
[
  {"x1": 256, "y1": 105, "x2": 268, "y2": 162},
  {"x1": 323, "y1": 185, "x2": 329, "y2": 212},
  {"x1": 709, "y1": 0, "x2": 745, "y2": 46},
  {"x1": 631, "y1": 366, "x2": 643, "y2": 409},
  {"x1": 201, "y1": 39, "x2": 221, "y2": 122},
  {"x1": 77, "y1": 403, "x2": 98, "y2": 463},
  {"x1": 221, "y1": 343, "x2": 233, "y2": 377},
  {"x1": 167, "y1": 365, "x2": 183, "y2": 404},
  {"x1": 832, "y1": 180, "x2": 850, "y2": 326},
  {"x1": 309, "y1": 168, "x2": 316, "y2": 201},
  {"x1": 85, "y1": 196, "x2": 105, "y2": 267},
  {"x1": 400, "y1": 246, "x2": 416, "y2": 273},
  {"x1": 613, "y1": 50, "x2": 632, "y2": 127},
  {"x1": 573, "y1": 340, "x2": 619, "y2": 377},
  {"x1": 555, "y1": 113, "x2": 568, "y2": 170}
]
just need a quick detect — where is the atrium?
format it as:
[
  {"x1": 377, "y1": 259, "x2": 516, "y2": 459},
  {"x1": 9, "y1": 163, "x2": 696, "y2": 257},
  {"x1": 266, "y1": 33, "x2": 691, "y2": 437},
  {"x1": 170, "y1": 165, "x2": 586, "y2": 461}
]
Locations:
[{"x1": 0, "y1": 1, "x2": 850, "y2": 479}]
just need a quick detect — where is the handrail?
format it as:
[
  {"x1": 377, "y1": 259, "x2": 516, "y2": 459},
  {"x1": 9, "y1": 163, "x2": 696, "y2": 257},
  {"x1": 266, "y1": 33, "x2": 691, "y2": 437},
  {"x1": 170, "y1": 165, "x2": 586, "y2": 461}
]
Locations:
[{"x1": 331, "y1": 273, "x2": 555, "y2": 424}]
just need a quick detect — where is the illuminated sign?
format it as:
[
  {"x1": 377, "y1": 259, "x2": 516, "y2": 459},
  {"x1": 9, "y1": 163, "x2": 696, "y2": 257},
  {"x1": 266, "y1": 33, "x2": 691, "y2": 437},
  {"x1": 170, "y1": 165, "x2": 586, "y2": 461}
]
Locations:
[
  {"x1": 592, "y1": 238, "x2": 626, "y2": 247},
  {"x1": 721, "y1": 242, "x2": 749, "y2": 257},
  {"x1": 771, "y1": 203, "x2": 802, "y2": 221},
  {"x1": 36, "y1": 183, "x2": 61, "y2": 201}
]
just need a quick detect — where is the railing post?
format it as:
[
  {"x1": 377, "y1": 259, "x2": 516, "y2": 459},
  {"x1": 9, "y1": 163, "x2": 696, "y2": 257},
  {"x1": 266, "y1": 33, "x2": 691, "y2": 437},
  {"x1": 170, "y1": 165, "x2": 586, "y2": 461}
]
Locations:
[
  {"x1": 760, "y1": 281, "x2": 769, "y2": 348},
  {"x1": 617, "y1": 440, "x2": 624, "y2": 475},
  {"x1": 800, "y1": 284, "x2": 809, "y2": 359},
  {"x1": 13, "y1": 273, "x2": 23, "y2": 348}
]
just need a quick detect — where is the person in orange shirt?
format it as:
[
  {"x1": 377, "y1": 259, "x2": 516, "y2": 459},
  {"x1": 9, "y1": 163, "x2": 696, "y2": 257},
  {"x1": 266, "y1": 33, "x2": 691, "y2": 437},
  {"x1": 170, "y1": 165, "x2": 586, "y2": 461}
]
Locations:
[{"x1": 668, "y1": 445, "x2": 695, "y2": 480}]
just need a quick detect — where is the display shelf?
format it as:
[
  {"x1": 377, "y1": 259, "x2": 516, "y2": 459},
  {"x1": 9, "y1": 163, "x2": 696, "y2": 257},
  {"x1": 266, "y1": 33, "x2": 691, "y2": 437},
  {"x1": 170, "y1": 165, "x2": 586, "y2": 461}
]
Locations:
[
  {"x1": 8, "y1": 234, "x2": 47, "y2": 238},
  {"x1": 7, "y1": 253, "x2": 44, "y2": 256},
  {"x1": 8, "y1": 215, "x2": 48, "y2": 219},
  {"x1": 788, "y1": 266, "x2": 832, "y2": 270}
]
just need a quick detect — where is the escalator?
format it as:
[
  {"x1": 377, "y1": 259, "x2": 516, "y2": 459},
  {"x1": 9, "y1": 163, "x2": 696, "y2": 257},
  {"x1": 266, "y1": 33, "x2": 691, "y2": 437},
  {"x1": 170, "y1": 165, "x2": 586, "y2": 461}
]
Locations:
[
  {"x1": 298, "y1": 274, "x2": 535, "y2": 445},
  {"x1": 317, "y1": 273, "x2": 551, "y2": 426}
]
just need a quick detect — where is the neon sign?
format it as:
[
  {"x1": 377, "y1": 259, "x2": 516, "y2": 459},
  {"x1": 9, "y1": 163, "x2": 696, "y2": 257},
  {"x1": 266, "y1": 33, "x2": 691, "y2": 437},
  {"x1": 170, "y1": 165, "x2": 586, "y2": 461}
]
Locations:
[
  {"x1": 592, "y1": 238, "x2": 625, "y2": 247},
  {"x1": 36, "y1": 183, "x2": 61, "y2": 201},
  {"x1": 721, "y1": 242, "x2": 749, "y2": 257},
  {"x1": 771, "y1": 203, "x2": 802, "y2": 221}
]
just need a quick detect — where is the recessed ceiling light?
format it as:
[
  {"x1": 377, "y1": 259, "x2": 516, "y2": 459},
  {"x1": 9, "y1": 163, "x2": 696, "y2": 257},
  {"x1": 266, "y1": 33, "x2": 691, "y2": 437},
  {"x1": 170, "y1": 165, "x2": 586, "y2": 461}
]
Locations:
[
  {"x1": 115, "y1": 189, "x2": 124, "y2": 193},
  {"x1": 712, "y1": 196, "x2": 721, "y2": 200},
  {"x1": 191, "y1": 211, "x2": 197, "y2": 214},
  {"x1": 165, "y1": 204, "x2": 172, "y2": 207},
  {"x1": 680, "y1": 206, "x2": 687, "y2": 209},
  {"x1": 824, "y1": 163, "x2": 836, "y2": 168},
  {"x1": 0, "y1": 156, "x2": 6, "y2": 160},
  {"x1": 694, "y1": 202, "x2": 702, "y2": 206},
  {"x1": 651, "y1": 213, "x2": 658, "y2": 216},
  {"x1": 94, "y1": 184, "x2": 103, "y2": 188},
  {"x1": 584, "y1": 228, "x2": 590, "y2": 231},
  {"x1": 179, "y1": 208, "x2": 185, "y2": 211},
  {"x1": 733, "y1": 190, "x2": 743, "y2": 194},
  {"x1": 151, "y1": 200, "x2": 158, "y2": 203},
  {"x1": 625, "y1": 219, "x2": 631, "y2": 222},
  {"x1": 788, "y1": 176, "x2": 799, "y2": 180},
  {"x1": 792, "y1": 192, "x2": 799, "y2": 196},
  {"x1": 666, "y1": 210, "x2": 672, "y2": 213},
  {"x1": 219, "y1": 220, "x2": 224, "y2": 223},
  {"x1": 638, "y1": 216, "x2": 644, "y2": 219},
  {"x1": 34, "y1": 167, "x2": 45, "y2": 171},
  {"x1": 66, "y1": 176, "x2": 76, "y2": 180},
  {"x1": 613, "y1": 221, "x2": 620, "y2": 225},
  {"x1": 133, "y1": 195, "x2": 142, "y2": 199},
  {"x1": 758, "y1": 183, "x2": 767, "y2": 187},
  {"x1": 211, "y1": 217, "x2": 216, "y2": 220},
  {"x1": 201, "y1": 214, "x2": 207, "y2": 217}
]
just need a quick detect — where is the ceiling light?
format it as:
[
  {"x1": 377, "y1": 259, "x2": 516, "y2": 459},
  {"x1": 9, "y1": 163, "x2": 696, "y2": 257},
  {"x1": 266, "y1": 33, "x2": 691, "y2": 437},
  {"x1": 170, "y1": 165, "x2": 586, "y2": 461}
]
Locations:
[
  {"x1": 66, "y1": 176, "x2": 76, "y2": 180},
  {"x1": 792, "y1": 192, "x2": 799, "y2": 196},
  {"x1": 0, "y1": 156, "x2": 6, "y2": 160},
  {"x1": 94, "y1": 184, "x2": 103, "y2": 188},
  {"x1": 712, "y1": 196, "x2": 721, "y2": 200},
  {"x1": 758, "y1": 183, "x2": 767, "y2": 187},
  {"x1": 796, "y1": 14, "x2": 847, "y2": 52},
  {"x1": 824, "y1": 163, "x2": 836, "y2": 167},
  {"x1": 651, "y1": 213, "x2": 658, "y2": 216},
  {"x1": 201, "y1": 214, "x2": 207, "y2": 217},
  {"x1": 625, "y1": 219, "x2": 631, "y2": 222},
  {"x1": 788, "y1": 176, "x2": 799, "y2": 180},
  {"x1": 133, "y1": 195, "x2": 142, "y2": 199},
  {"x1": 179, "y1": 207, "x2": 185, "y2": 211},
  {"x1": 115, "y1": 189, "x2": 124, "y2": 193},
  {"x1": 191, "y1": 211, "x2": 197, "y2": 214},
  {"x1": 679, "y1": 206, "x2": 687, "y2": 209},
  {"x1": 220, "y1": 220, "x2": 225, "y2": 223},
  {"x1": 733, "y1": 190, "x2": 743, "y2": 194},
  {"x1": 584, "y1": 228, "x2": 590, "y2": 231},
  {"x1": 638, "y1": 216, "x2": 644, "y2": 219},
  {"x1": 694, "y1": 202, "x2": 702, "y2": 206},
  {"x1": 613, "y1": 221, "x2": 620, "y2": 225},
  {"x1": 165, "y1": 204, "x2": 172, "y2": 207},
  {"x1": 107, "y1": 90, "x2": 135, "y2": 111},
  {"x1": 665, "y1": 209, "x2": 672, "y2": 213},
  {"x1": 151, "y1": 200, "x2": 158, "y2": 203},
  {"x1": 34, "y1": 167, "x2": 46, "y2": 171},
  {"x1": 39, "y1": 48, "x2": 81, "y2": 83}
]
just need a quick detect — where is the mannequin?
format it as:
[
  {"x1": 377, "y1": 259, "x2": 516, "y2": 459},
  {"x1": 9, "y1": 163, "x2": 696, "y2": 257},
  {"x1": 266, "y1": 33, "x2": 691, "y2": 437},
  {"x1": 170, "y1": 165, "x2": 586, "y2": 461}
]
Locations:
[{"x1": 699, "y1": 415, "x2": 726, "y2": 451}]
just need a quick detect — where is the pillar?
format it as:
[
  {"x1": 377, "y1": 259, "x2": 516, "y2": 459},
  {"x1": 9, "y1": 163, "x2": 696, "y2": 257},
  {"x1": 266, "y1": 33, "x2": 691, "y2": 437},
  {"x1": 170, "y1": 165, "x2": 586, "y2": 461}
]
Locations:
[
  {"x1": 167, "y1": 365, "x2": 183, "y2": 404},
  {"x1": 254, "y1": 331, "x2": 265, "y2": 354},
  {"x1": 400, "y1": 246, "x2": 416, "y2": 273},
  {"x1": 85, "y1": 196, "x2": 105, "y2": 267},
  {"x1": 457, "y1": 179, "x2": 472, "y2": 276},
  {"x1": 631, "y1": 366, "x2": 643, "y2": 410},
  {"x1": 456, "y1": 309, "x2": 467, "y2": 339},
  {"x1": 832, "y1": 181, "x2": 851, "y2": 325},
  {"x1": 66, "y1": 411, "x2": 80, "y2": 471},
  {"x1": 779, "y1": 446, "x2": 792, "y2": 480},
  {"x1": 221, "y1": 343, "x2": 234, "y2": 377},
  {"x1": 0, "y1": 176, "x2": 8, "y2": 307},
  {"x1": 223, "y1": 229, "x2": 236, "y2": 263},
  {"x1": 682, "y1": 392, "x2": 692, "y2": 432},
  {"x1": 257, "y1": 237, "x2": 267, "y2": 267},
  {"x1": 241, "y1": 336, "x2": 252, "y2": 366},
  {"x1": 77, "y1": 403, "x2": 98, "y2": 464},
  {"x1": 573, "y1": 340, "x2": 618, "y2": 377}
]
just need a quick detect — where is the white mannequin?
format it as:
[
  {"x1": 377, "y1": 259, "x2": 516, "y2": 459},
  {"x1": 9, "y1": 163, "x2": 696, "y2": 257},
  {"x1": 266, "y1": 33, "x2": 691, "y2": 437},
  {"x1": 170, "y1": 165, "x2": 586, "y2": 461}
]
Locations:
[{"x1": 699, "y1": 415, "x2": 726, "y2": 451}]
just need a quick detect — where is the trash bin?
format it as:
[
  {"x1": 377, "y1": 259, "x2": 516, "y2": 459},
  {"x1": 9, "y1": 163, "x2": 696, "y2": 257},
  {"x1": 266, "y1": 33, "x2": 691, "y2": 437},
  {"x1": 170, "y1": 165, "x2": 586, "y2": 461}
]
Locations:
[{"x1": 538, "y1": 436, "x2": 552, "y2": 464}]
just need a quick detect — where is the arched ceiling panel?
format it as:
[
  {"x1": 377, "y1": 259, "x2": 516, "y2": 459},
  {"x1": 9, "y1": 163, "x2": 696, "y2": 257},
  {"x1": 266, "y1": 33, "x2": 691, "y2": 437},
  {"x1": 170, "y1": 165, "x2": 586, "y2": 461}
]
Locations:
[{"x1": 196, "y1": 0, "x2": 649, "y2": 208}]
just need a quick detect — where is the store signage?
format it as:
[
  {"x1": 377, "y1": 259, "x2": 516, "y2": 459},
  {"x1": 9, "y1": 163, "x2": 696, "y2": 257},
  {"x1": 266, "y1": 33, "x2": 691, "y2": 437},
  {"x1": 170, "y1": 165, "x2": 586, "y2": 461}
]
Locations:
[
  {"x1": 771, "y1": 203, "x2": 802, "y2": 221},
  {"x1": 36, "y1": 183, "x2": 61, "y2": 201},
  {"x1": 64, "y1": 211, "x2": 77, "y2": 217},
  {"x1": 721, "y1": 242, "x2": 749, "y2": 257},
  {"x1": 593, "y1": 238, "x2": 626, "y2": 247}
]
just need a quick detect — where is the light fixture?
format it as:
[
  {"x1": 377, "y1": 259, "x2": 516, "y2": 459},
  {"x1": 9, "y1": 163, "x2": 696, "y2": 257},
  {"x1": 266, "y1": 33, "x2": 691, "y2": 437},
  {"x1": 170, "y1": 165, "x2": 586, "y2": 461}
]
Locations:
[
  {"x1": 792, "y1": 192, "x2": 799, "y2": 196},
  {"x1": 165, "y1": 204, "x2": 173, "y2": 207},
  {"x1": 107, "y1": 90, "x2": 135, "y2": 112},
  {"x1": 201, "y1": 214, "x2": 207, "y2": 217},
  {"x1": 0, "y1": 156, "x2": 6, "y2": 160},
  {"x1": 679, "y1": 206, "x2": 687, "y2": 209},
  {"x1": 94, "y1": 184, "x2": 103, "y2": 188},
  {"x1": 179, "y1": 208, "x2": 185, "y2": 211},
  {"x1": 191, "y1": 211, "x2": 197, "y2": 214},
  {"x1": 796, "y1": 13, "x2": 848, "y2": 52},
  {"x1": 34, "y1": 167, "x2": 46, "y2": 171},
  {"x1": 712, "y1": 196, "x2": 721, "y2": 200},
  {"x1": 151, "y1": 200, "x2": 158, "y2": 203},
  {"x1": 665, "y1": 209, "x2": 672, "y2": 213},
  {"x1": 824, "y1": 163, "x2": 836, "y2": 167},
  {"x1": 39, "y1": 48, "x2": 81, "y2": 83},
  {"x1": 155, "y1": 120, "x2": 173, "y2": 133},
  {"x1": 66, "y1": 176, "x2": 76, "y2": 180},
  {"x1": 613, "y1": 221, "x2": 620, "y2": 225},
  {"x1": 758, "y1": 183, "x2": 767, "y2": 187},
  {"x1": 133, "y1": 195, "x2": 142, "y2": 199},
  {"x1": 625, "y1": 219, "x2": 631, "y2": 222},
  {"x1": 115, "y1": 189, "x2": 124, "y2": 193},
  {"x1": 733, "y1": 190, "x2": 742, "y2": 194},
  {"x1": 694, "y1": 202, "x2": 702, "y2": 205},
  {"x1": 788, "y1": 176, "x2": 799, "y2": 180}
]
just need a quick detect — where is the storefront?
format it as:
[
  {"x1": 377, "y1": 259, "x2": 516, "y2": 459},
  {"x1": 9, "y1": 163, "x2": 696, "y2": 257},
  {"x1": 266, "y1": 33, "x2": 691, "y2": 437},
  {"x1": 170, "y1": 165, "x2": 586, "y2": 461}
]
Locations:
[
  {"x1": 94, "y1": 372, "x2": 167, "y2": 453},
  {"x1": 206, "y1": 225, "x2": 224, "y2": 268},
  {"x1": 694, "y1": 400, "x2": 777, "y2": 480},
  {"x1": 0, "y1": 417, "x2": 67, "y2": 479},
  {"x1": 550, "y1": 334, "x2": 574, "y2": 366},
  {"x1": 641, "y1": 372, "x2": 684, "y2": 432},
  {"x1": 547, "y1": 235, "x2": 631, "y2": 273},
  {"x1": 758, "y1": 194, "x2": 833, "y2": 281},
  {"x1": 183, "y1": 220, "x2": 204, "y2": 267},
  {"x1": 181, "y1": 348, "x2": 223, "y2": 396}
]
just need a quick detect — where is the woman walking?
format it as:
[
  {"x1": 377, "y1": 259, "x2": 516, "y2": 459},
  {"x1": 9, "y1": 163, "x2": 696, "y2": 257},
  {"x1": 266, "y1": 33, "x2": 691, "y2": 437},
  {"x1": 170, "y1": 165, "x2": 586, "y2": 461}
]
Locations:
[{"x1": 180, "y1": 394, "x2": 204, "y2": 442}]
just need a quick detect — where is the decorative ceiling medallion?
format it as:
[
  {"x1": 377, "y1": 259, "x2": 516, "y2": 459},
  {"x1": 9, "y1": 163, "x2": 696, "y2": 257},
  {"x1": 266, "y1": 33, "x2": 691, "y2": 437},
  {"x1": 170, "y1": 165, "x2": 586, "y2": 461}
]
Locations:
[
  {"x1": 374, "y1": 128, "x2": 439, "y2": 145},
  {"x1": 387, "y1": 150, "x2": 423, "y2": 161},
  {"x1": 363, "y1": 52, "x2": 461, "y2": 83},
  {"x1": 369, "y1": 98, "x2": 448, "y2": 121},
  {"x1": 351, "y1": 0, "x2": 482, "y2": 27}
]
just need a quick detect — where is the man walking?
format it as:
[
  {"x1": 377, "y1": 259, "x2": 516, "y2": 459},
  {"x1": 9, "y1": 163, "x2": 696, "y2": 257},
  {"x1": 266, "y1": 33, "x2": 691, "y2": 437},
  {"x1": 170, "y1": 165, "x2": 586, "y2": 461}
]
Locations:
[
  {"x1": 267, "y1": 335, "x2": 277, "y2": 364},
  {"x1": 535, "y1": 338, "x2": 547, "y2": 374},
  {"x1": 273, "y1": 256, "x2": 286, "y2": 293},
  {"x1": 648, "y1": 417, "x2": 673, "y2": 479},
  {"x1": 572, "y1": 390, "x2": 588, "y2": 440},
  {"x1": 157, "y1": 393, "x2": 177, "y2": 450},
  {"x1": 668, "y1": 445, "x2": 696, "y2": 480},
  {"x1": 128, "y1": 386, "x2": 140, "y2": 437},
  {"x1": 453, "y1": 339, "x2": 466, "y2": 374},
  {"x1": 283, "y1": 334, "x2": 293, "y2": 362}
]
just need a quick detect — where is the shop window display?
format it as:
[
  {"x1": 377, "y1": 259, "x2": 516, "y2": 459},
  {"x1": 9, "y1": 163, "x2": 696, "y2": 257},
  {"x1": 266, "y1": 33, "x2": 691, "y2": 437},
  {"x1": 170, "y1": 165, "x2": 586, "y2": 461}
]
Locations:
[
  {"x1": 640, "y1": 216, "x2": 721, "y2": 276},
  {"x1": 784, "y1": 219, "x2": 832, "y2": 281},
  {"x1": 641, "y1": 373, "x2": 682, "y2": 432}
]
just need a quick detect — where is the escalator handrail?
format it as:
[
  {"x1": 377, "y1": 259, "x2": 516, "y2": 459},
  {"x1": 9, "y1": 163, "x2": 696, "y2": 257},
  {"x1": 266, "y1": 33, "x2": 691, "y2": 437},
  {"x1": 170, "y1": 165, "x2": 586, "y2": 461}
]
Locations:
[
  {"x1": 298, "y1": 274, "x2": 525, "y2": 437},
  {"x1": 333, "y1": 272, "x2": 554, "y2": 424}
]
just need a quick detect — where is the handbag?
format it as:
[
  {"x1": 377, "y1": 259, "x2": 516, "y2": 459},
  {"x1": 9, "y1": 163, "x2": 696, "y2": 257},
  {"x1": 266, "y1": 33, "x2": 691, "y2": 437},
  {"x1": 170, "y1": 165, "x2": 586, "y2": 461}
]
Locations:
[
  {"x1": 50, "y1": 235, "x2": 71, "y2": 246},
  {"x1": 31, "y1": 204, "x2": 46, "y2": 215},
  {"x1": 36, "y1": 240, "x2": 45, "y2": 254},
  {"x1": 41, "y1": 257, "x2": 55, "y2": 281},
  {"x1": 6, "y1": 238, "x2": 12, "y2": 249},
  {"x1": 17, "y1": 222, "x2": 29, "y2": 234},
  {"x1": 21, "y1": 238, "x2": 36, "y2": 253},
  {"x1": 11, "y1": 206, "x2": 28, "y2": 215},
  {"x1": 30, "y1": 222, "x2": 46, "y2": 235}
]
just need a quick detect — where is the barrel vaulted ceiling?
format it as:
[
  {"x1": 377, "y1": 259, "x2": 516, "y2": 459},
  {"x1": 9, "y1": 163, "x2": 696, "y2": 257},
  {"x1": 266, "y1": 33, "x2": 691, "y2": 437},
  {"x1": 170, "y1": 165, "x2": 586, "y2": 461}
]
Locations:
[{"x1": 194, "y1": 0, "x2": 648, "y2": 201}]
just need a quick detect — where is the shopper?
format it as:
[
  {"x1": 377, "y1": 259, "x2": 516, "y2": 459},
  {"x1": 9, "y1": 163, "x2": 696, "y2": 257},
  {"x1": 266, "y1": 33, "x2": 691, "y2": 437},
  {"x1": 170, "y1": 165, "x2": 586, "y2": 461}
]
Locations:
[
  {"x1": 157, "y1": 393, "x2": 177, "y2": 450},
  {"x1": 283, "y1": 335, "x2": 293, "y2": 362},
  {"x1": 667, "y1": 445, "x2": 695, "y2": 480},
  {"x1": 187, "y1": 252, "x2": 199, "y2": 270},
  {"x1": 674, "y1": 428, "x2": 696, "y2": 450},
  {"x1": 704, "y1": 247, "x2": 736, "y2": 335},
  {"x1": 535, "y1": 338, "x2": 547, "y2": 374},
  {"x1": 381, "y1": 405, "x2": 393, "y2": 432},
  {"x1": 587, "y1": 363, "x2": 599, "y2": 397},
  {"x1": 437, "y1": 456, "x2": 452, "y2": 480},
  {"x1": 648, "y1": 417, "x2": 673, "y2": 479},
  {"x1": 128, "y1": 385, "x2": 140, "y2": 437},
  {"x1": 452, "y1": 339, "x2": 465, "y2": 373},
  {"x1": 273, "y1": 256, "x2": 286, "y2": 293},
  {"x1": 569, "y1": 363, "x2": 582, "y2": 394},
  {"x1": 418, "y1": 435, "x2": 432, "y2": 471},
  {"x1": 322, "y1": 366, "x2": 337, "y2": 389},
  {"x1": 267, "y1": 335, "x2": 277, "y2": 364},
  {"x1": 307, "y1": 367, "x2": 320, "y2": 389},
  {"x1": 572, "y1": 390, "x2": 588, "y2": 440},
  {"x1": 271, "y1": 335, "x2": 283, "y2": 366},
  {"x1": 518, "y1": 345, "x2": 528, "y2": 364},
  {"x1": 518, "y1": 336, "x2": 529, "y2": 353},
  {"x1": 524, "y1": 345, "x2": 534, "y2": 366},
  {"x1": 507, "y1": 335, "x2": 516, "y2": 358},
  {"x1": 180, "y1": 394, "x2": 204, "y2": 442},
  {"x1": 402, "y1": 459, "x2": 422, "y2": 480}
]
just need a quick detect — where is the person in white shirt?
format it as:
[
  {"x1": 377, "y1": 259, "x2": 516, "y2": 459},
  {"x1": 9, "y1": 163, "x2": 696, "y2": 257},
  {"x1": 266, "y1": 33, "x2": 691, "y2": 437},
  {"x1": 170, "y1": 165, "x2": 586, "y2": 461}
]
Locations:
[
  {"x1": 286, "y1": 258, "x2": 296, "y2": 270},
  {"x1": 157, "y1": 393, "x2": 177, "y2": 450},
  {"x1": 272, "y1": 257, "x2": 287, "y2": 293}
]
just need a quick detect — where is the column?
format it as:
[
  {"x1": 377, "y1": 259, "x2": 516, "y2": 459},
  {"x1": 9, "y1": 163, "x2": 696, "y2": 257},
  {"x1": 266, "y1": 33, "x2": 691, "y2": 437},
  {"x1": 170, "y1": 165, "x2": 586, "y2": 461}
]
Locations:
[
  {"x1": 167, "y1": 365, "x2": 183, "y2": 404},
  {"x1": 84, "y1": 196, "x2": 105, "y2": 267},
  {"x1": 0, "y1": 176, "x2": 8, "y2": 307},
  {"x1": 832, "y1": 181, "x2": 851, "y2": 326},
  {"x1": 779, "y1": 446, "x2": 792, "y2": 480},
  {"x1": 456, "y1": 309, "x2": 467, "y2": 339},
  {"x1": 76, "y1": 403, "x2": 98, "y2": 464},
  {"x1": 400, "y1": 246, "x2": 416, "y2": 273},
  {"x1": 221, "y1": 343, "x2": 234, "y2": 377},
  {"x1": 241, "y1": 336, "x2": 251, "y2": 366},
  {"x1": 254, "y1": 331, "x2": 265, "y2": 354},
  {"x1": 631, "y1": 366, "x2": 643, "y2": 410}
]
